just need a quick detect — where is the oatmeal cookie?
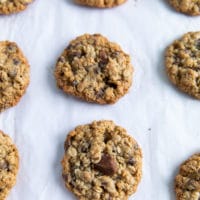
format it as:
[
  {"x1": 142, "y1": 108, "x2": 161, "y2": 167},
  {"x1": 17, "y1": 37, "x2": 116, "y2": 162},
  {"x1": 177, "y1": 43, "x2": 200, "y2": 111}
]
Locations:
[
  {"x1": 74, "y1": 0, "x2": 126, "y2": 8},
  {"x1": 169, "y1": 0, "x2": 200, "y2": 16},
  {"x1": 0, "y1": 41, "x2": 30, "y2": 111},
  {"x1": 54, "y1": 34, "x2": 133, "y2": 104},
  {"x1": 61, "y1": 120, "x2": 142, "y2": 200},
  {"x1": 0, "y1": 130, "x2": 19, "y2": 200},
  {"x1": 0, "y1": 0, "x2": 33, "y2": 15},
  {"x1": 165, "y1": 32, "x2": 200, "y2": 99},
  {"x1": 175, "y1": 153, "x2": 200, "y2": 200}
]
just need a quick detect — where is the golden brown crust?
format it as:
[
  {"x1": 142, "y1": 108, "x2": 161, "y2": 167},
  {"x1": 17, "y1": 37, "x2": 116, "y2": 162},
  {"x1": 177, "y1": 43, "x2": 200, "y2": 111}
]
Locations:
[
  {"x1": 169, "y1": 0, "x2": 200, "y2": 16},
  {"x1": 0, "y1": 0, "x2": 33, "y2": 15},
  {"x1": 0, "y1": 41, "x2": 30, "y2": 112},
  {"x1": 175, "y1": 153, "x2": 200, "y2": 200},
  {"x1": 61, "y1": 120, "x2": 142, "y2": 200},
  {"x1": 74, "y1": 0, "x2": 127, "y2": 8},
  {"x1": 54, "y1": 34, "x2": 133, "y2": 104},
  {"x1": 165, "y1": 32, "x2": 200, "y2": 99},
  {"x1": 0, "y1": 130, "x2": 19, "y2": 200}
]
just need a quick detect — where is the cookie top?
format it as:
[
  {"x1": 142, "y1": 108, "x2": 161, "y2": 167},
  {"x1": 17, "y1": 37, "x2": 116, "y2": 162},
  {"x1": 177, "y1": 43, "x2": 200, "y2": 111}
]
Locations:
[
  {"x1": 0, "y1": 41, "x2": 30, "y2": 112},
  {"x1": 74, "y1": 0, "x2": 126, "y2": 8},
  {"x1": 165, "y1": 32, "x2": 200, "y2": 99},
  {"x1": 0, "y1": 0, "x2": 33, "y2": 15},
  {"x1": 55, "y1": 34, "x2": 133, "y2": 104},
  {"x1": 62, "y1": 120, "x2": 142, "y2": 200},
  {"x1": 169, "y1": 0, "x2": 200, "y2": 16},
  {"x1": 0, "y1": 130, "x2": 19, "y2": 200},
  {"x1": 175, "y1": 153, "x2": 200, "y2": 200}
]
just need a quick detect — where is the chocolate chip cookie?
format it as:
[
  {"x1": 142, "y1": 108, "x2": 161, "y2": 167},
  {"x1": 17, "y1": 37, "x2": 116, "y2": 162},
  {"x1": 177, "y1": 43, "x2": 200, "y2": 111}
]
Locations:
[
  {"x1": 0, "y1": 130, "x2": 19, "y2": 200},
  {"x1": 74, "y1": 0, "x2": 126, "y2": 8},
  {"x1": 0, "y1": 0, "x2": 33, "y2": 15},
  {"x1": 61, "y1": 120, "x2": 142, "y2": 200},
  {"x1": 54, "y1": 34, "x2": 133, "y2": 104},
  {"x1": 0, "y1": 41, "x2": 30, "y2": 111},
  {"x1": 175, "y1": 153, "x2": 200, "y2": 200},
  {"x1": 169, "y1": 0, "x2": 200, "y2": 16},
  {"x1": 165, "y1": 32, "x2": 200, "y2": 99}
]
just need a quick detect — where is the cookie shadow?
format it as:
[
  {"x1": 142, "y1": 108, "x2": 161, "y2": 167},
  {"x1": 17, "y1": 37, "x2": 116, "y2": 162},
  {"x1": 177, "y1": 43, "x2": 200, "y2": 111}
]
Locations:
[
  {"x1": 66, "y1": 0, "x2": 77, "y2": 6},
  {"x1": 161, "y1": 0, "x2": 172, "y2": 10},
  {"x1": 168, "y1": 166, "x2": 179, "y2": 200},
  {"x1": 156, "y1": 47, "x2": 172, "y2": 87}
]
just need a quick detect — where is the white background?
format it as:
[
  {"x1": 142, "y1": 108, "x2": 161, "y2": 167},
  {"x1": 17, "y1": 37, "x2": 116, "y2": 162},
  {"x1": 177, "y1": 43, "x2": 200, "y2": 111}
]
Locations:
[{"x1": 0, "y1": 0, "x2": 200, "y2": 199}]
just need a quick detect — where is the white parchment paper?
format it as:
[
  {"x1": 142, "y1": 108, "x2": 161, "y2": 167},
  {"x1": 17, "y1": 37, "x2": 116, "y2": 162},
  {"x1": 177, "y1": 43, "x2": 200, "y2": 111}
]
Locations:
[{"x1": 0, "y1": 0, "x2": 200, "y2": 199}]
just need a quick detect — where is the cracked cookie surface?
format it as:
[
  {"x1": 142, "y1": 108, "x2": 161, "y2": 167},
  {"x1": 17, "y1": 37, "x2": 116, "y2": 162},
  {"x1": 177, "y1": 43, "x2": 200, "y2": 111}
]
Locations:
[
  {"x1": 0, "y1": 0, "x2": 33, "y2": 15},
  {"x1": 165, "y1": 32, "x2": 200, "y2": 99},
  {"x1": 61, "y1": 120, "x2": 142, "y2": 200},
  {"x1": 169, "y1": 0, "x2": 200, "y2": 15},
  {"x1": 74, "y1": 0, "x2": 126, "y2": 8},
  {"x1": 0, "y1": 41, "x2": 30, "y2": 112},
  {"x1": 175, "y1": 153, "x2": 200, "y2": 200},
  {"x1": 55, "y1": 34, "x2": 133, "y2": 104},
  {"x1": 0, "y1": 130, "x2": 19, "y2": 200}
]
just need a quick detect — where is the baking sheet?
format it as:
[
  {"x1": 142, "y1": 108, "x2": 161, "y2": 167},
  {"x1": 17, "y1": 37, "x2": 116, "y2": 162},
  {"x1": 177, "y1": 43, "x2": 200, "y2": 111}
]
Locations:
[{"x1": 0, "y1": 0, "x2": 200, "y2": 199}]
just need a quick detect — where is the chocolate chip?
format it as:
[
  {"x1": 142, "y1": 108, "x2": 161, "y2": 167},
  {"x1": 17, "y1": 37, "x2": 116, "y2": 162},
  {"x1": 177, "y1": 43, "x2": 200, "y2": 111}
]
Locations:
[
  {"x1": 94, "y1": 154, "x2": 118, "y2": 176},
  {"x1": 96, "y1": 89, "x2": 104, "y2": 99},
  {"x1": 104, "y1": 77, "x2": 118, "y2": 89},
  {"x1": 111, "y1": 51, "x2": 120, "y2": 59},
  {"x1": 7, "y1": 44, "x2": 16, "y2": 52},
  {"x1": 127, "y1": 157, "x2": 135, "y2": 165},
  {"x1": 58, "y1": 57, "x2": 65, "y2": 63},
  {"x1": 68, "y1": 51, "x2": 82, "y2": 63},
  {"x1": 104, "y1": 132, "x2": 112, "y2": 143},
  {"x1": 99, "y1": 50, "x2": 107, "y2": 60},
  {"x1": 0, "y1": 161, "x2": 8, "y2": 170},
  {"x1": 107, "y1": 82, "x2": 117, "y2": 89},
  {"x1": 99, "y1": 60, "x2": 109, "y2": 69},
  {"x1": 98, "y1": 51, "x2": 109, "y2": 68},
  {"x1": 13, "y1": 59, "x2": 20, "y2": 65},
  {"x1": 94, "y1": 67, "x2": 101, "y2": 74}
]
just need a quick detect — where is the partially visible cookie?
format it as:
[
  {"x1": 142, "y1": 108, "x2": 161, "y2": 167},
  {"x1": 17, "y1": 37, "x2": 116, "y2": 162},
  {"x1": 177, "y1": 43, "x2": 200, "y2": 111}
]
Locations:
[
  {"x1": 175, "y1": 153, "x2": 200, "y2": 200},
  {"x1": 54, "y1": 34, "x2": 133, "y2": 104},
  {"x1": 0, "y1": 41, "x2": 30, "y2": 111},
  {"x1": 168, "y1": 0, "x2": 200, "y2": 16},
  {"x1": 61, "y1": 120, "x2": 142, "y2": 200},
  {"x1": 0, "y1": 0, "x2": 33, "y2": 15},
  {"x1": 74, "y1": 0, "x2": 126, "y2": 8},
  {"x1": 165, "y1": 32, "x2": 200, "y2": 99},
  {"x1": 0, "y1": 130, "x2": 19, "y2": 200}
]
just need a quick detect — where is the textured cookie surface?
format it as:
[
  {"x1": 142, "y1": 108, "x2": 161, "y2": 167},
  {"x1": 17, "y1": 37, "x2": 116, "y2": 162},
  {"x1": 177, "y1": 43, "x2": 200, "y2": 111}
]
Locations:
[
  {"x1": 0, "y1": 0, "x2": 33, "y2": 15},
  {"x1": 165, "y1": 32, "x2": 200, "y2": 99},
  {"x1": 74, "y1": 0, "x2": 126, "y2": 8},
  {"x1": 175, "y1": 153, "x2": 200, "y2": 200},
  {"x1": 0, "y1": 130, "x2": 19, "y2": 200},
  {"x1": 55, "y1": 34, "x2": 133, "y2": 104},
  {"x1": 169, "y1": 0, "x2": 200, "y2": 15},
  {"x1": 62, "y1": 120, "x2": 142, "y2": 200},
  {"x1": 0, "y1": 41, "x2": 30, "y2": 111}
]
